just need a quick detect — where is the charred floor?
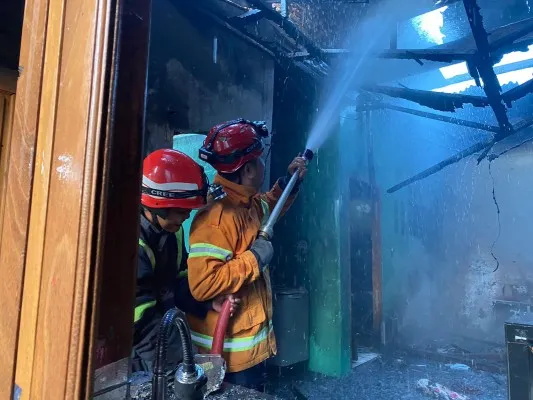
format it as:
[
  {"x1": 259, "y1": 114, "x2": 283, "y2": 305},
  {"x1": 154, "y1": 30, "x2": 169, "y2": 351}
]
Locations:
[{"x1": 269, "y1": 354, "x2": 507, "y2": 400}]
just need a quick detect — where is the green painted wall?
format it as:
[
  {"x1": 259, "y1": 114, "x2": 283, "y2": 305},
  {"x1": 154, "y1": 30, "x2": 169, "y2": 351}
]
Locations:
[
  {"x1": 173, "y1": 133, "x2": 216, "y2": 251},
  {"x1": 270, "y1": 66, "x2": 351, "y2": 377}
]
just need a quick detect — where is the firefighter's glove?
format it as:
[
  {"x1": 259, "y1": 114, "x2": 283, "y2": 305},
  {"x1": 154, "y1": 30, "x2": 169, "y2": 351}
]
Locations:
[{"x1": 250, "y1": 237, "x2": 274, "y2": 271}]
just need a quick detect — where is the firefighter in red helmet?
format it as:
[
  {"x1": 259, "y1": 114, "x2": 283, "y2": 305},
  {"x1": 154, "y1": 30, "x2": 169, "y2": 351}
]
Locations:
[
  {"x1": 188, "y1": 119, "x2": 307, "y2": 390},
  {"x1": 133, "y1": 149, "x2": 239, "y2": 373}
]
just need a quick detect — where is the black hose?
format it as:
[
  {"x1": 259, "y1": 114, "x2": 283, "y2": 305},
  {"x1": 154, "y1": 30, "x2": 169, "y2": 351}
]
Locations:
[
  {"x1": 151, "y1": 307, "x2": 198, "y2": 400},
  {"x1": 153, "y1": 308, "x2": 177, "y2": 376},
  {"x1": 152, "y1": 308, "x2": 179, "y2": 400},
  {"x1": 176, "y1": 317, "x2": 195, "y2": 374}
]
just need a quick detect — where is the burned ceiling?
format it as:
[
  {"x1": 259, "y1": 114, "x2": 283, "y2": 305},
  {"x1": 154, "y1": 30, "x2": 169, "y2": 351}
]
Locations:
[{"x1": 183, "y1": 0, "x2": 533, "y2": 192}]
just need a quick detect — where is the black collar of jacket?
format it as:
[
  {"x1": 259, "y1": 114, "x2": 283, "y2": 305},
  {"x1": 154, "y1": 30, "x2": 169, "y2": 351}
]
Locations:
[
  {"x1": 140, "y1": 211, "x2": 163, "y2": 235},
  {"x1": 140, "y1": 212, "x2": 172, "y2": 252}
]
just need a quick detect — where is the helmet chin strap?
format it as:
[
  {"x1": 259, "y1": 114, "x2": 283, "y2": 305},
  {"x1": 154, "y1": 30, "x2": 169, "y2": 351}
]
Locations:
[
  {"x1": 142, "y1": 207, "x2": 166, "y2": 231},
  {"x1": 151, "y1": 211, "x2": 163, "y2": 231}
]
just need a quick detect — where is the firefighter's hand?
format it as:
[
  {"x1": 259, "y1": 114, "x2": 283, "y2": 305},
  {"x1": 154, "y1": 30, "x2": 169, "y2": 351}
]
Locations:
[
  {"x1": 287, "y1": 156, "x2": 307, "y2": 182},
  {"x1": 212, "y1": 294, "x2": 241, "y2": 317},
  {"x1": 250, "y1": 237, "x2": 274, "y2": 270}
]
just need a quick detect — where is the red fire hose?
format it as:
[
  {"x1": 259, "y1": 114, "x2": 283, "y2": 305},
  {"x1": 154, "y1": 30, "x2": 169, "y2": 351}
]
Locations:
[{"x1": 211, "y1": 299, "x2": 232, "y2": 355}]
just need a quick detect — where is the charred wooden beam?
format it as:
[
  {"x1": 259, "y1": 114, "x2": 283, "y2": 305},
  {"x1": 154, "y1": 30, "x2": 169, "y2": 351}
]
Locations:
[
  {"x1": 370, "y1": 102, "x2": 500, "y2": 133},
  {"x1": 387, "y1": 140, "x2": 491, "y2": 194},
  {"x1": 361, "y1": 84, "x2": 490, "y2": 112},
  {"x1": 435, "y1": 0, "x2": 463, "y2": 6},
  {"x1": 321, "y1": 18, "x2": 533, "y2": 66},
  {"x1": 463, "y1": 0, "x2": 513, "y2": 140},
  {"x1": 229, "y1": 8, "x2": 263, "y2": 24},
  {"x1": 502, "y1": 77, "x2": 533, "y2": 106},
  {"x1": 324, "y1": 48, "x2": 476, "y2": 63},
  {"x1": 184, "y1": 2, "x2": 277, "y2": 60},
  {"x1": 513, "y1": 116, "x2": 533, "y2": 132},
  {"x1": 245, "y1": 0, "x2": 327, "y2": 62},
  {"x1": 378, "y1": 48, "x2": 475, "y2": 62},
  {"x1": 489, "y1": 17, "x2": 533, "y2": 51},
  {"x1": 287, "y1": 51, "x2": 310, "y2": 60},
  {"x1": 218, "y1": 0, "x2": 249, "y2": 11},
  {"x1": 488, "y1": 135, "x2": 533, "y2": 162},
  {"x1": 387, "y1": 116, "x2": 533, "y2": 193}
]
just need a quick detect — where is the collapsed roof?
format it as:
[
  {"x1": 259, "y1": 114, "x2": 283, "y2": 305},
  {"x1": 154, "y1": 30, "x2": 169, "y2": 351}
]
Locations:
[{"x1": 180, "y1": 0, "x2": 533, "y2": 192}]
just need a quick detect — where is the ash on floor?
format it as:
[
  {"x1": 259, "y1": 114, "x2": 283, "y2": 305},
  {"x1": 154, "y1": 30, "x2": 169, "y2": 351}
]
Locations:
[{"x1": 267, "y1": 356, "x2": 507, "y2": 400}]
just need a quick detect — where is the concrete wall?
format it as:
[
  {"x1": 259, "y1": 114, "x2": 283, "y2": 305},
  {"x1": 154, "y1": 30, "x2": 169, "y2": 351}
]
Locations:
[{"x1": 145, "y1": 0, "x2": 275, "y2": 188}]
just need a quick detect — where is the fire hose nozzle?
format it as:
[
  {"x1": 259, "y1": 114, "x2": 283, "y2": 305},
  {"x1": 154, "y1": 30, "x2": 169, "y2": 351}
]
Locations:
[
  {"x1": 258, "y1": 149, "x2": 313, "y2": 241},
  {"x1": 303, "y1": 148, "x2": 314, "y2": 161}
]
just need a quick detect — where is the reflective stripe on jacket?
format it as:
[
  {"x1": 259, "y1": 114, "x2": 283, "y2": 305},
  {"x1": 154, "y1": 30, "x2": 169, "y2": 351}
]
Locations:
[
  {"x1": 138, "y1": 228, "x2": 184, "y2": 270},
  {"x1": 187, "y1": 174, "x2": 297, "y2": 373}
]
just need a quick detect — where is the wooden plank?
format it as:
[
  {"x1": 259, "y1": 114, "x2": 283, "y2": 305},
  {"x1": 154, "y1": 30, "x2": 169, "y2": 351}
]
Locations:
[
  {"x1": 2, "y1": 0, "x2": 151, "y2": 396},
  {"x1": 14, "y1": 0, "x2": 66, "y2": 396},
  {"x1": 22, "y1": 0, "x2": 112, "y2": 397},
  {"x1": 0, "y1": 0, "x2": 49, "y2": 396}
]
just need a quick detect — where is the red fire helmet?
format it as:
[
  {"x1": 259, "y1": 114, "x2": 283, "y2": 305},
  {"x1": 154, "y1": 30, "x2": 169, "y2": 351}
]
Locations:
[
  {"x1": 141, "y1": 149, "x2": 208, "y2": 210},
  {"x1": 199, "y1": 118, "x2": 269, "y2": 174}
]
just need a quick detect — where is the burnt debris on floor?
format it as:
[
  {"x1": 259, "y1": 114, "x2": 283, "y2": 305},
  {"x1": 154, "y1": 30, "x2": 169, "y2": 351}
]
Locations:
[{"x1": 267, "y1": 354, "x2": 507, "y2": 400}]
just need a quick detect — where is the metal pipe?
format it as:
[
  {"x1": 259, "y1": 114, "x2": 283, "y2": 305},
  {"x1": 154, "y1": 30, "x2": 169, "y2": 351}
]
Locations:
[{"x1": 259, "y1": 149, "x2": 314, "y2": 240}]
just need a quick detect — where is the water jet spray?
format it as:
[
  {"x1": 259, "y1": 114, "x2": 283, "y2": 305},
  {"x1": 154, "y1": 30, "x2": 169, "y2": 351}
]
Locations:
[{"x1": 258, "y1": 148, "x2": 314, "y2": 241}]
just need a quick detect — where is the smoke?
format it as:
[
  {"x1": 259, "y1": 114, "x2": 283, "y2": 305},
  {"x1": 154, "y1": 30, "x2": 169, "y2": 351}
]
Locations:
[{"x1": 305, "y1": 0, "x2": 422, "y2": 151}]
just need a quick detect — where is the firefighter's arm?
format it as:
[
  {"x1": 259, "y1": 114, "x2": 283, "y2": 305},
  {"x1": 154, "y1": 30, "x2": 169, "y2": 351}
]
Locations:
[
  {"x1": 134, "y1": 245, "x2": 158, "y2": 324},
  {"x1": 260, "y1": 178, "x2": 297, "y2": 218},
  {"x1": 174, "y1": 235, "x2": 212, "y2": 318},
  {"x1": 187, "y1": 224, "x2": 262, "y2": 302},
  {"x1": 175, "y1": 277, "x2": 212, "y2": 318},
  {"x1": 261, "y1": 156, "x2": 308, "y2": 218}
]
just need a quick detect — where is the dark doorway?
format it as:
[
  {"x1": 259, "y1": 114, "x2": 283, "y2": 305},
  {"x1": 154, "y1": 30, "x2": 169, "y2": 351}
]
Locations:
[{"x1": 349, "y1": 178, "x2": 374, "y2": 360}]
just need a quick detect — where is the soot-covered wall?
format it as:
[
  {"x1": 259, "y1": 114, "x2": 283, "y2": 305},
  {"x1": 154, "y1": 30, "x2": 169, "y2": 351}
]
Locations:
[
  {"x1": 145, "y1": 1, "x2": 275, "y2": 168},
  {"x1": 342, "y1": 91, "x2": 533, "y2": 346}
]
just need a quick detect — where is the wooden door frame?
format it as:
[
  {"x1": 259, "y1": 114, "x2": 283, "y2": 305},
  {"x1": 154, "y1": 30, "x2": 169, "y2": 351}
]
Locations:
[
  {"x1": 0, "y1": 92, "x2": 16, "y2": 250},
  {"x1": 0, "y1": 0, "x2": 152, "y2": 398}
]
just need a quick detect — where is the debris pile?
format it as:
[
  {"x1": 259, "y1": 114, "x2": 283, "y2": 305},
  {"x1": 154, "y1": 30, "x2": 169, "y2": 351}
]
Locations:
[{"x1": 416, "y1": 379, "x2": 468, "y2": 400}]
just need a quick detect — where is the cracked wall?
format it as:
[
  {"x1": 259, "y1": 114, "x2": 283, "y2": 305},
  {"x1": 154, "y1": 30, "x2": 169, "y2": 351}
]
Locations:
[{"x1": 350, "y1": 103, "x2": 533, "y2": 346}]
